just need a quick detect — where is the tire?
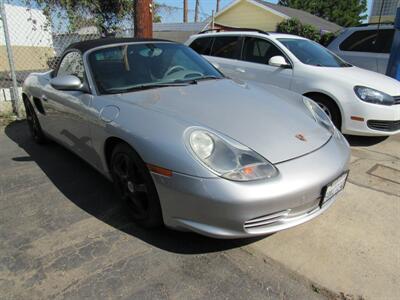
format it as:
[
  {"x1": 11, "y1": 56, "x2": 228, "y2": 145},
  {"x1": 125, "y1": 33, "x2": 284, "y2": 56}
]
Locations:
[
  {"x1": 110, "y1": 143, "x2": 163, "y2": 228},
  {"x1": 23, "y1": 99, "x2": 47, "y2": 144},
  {"x1": 307, "y1": 94, "x2": 341, "y2": 130}
]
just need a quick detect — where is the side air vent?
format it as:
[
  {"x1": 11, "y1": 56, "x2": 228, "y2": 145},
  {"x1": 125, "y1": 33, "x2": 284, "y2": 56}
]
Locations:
[{"x1": 33, "y1": 97, "x2": 45, "y2": 115}]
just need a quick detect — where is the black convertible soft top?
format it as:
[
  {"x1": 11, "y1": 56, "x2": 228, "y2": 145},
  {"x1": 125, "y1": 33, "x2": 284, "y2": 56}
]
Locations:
[{"x1": 66, "y1": 37, "x2": 174, "y2": 53}]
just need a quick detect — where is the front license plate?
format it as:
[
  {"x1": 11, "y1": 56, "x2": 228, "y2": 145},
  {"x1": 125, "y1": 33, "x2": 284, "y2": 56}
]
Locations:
[{"x1": 321, "y1": 172, "x2": 349, "y2": 206}]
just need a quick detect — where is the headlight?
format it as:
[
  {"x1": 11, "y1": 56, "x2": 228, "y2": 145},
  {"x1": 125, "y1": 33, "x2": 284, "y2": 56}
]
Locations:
[
  {"x1": 186, "y1": 128, "x2": 278, "y2": 181},
  {"x1": 303, "y1": 97, "x2": 335, "y2": 134},
  {"x1": 354, "y1": 86, "x2": 394, "y2": 106}
]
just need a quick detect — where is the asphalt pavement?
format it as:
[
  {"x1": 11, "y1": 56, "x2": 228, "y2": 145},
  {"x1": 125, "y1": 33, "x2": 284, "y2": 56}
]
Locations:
[{"x1": 0, "y1": 121, "x2": 333, "y2": 299}]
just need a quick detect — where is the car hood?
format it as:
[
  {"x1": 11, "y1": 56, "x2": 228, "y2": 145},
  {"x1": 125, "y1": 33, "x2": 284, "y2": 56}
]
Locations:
[
  {"x1": 119, "y1": 79, "x2": 332, "y2": 164},
  {"x1": 318, "y1": 66, "x2": 400, "y2": 96}
]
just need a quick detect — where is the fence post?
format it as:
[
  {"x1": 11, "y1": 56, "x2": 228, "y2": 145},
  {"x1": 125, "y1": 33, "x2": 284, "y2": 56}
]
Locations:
[{"x1": 0, "y1": 0, "x2": 21, "y2": 118}]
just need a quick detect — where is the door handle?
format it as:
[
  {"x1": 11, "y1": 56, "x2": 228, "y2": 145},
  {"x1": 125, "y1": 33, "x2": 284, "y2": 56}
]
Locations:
[
  {"x1": 236, "y1": 68, "x2": 246, "y2": 73},
  {"x1": 41, "y1": 95, "x2": 48, "y2": 102}
]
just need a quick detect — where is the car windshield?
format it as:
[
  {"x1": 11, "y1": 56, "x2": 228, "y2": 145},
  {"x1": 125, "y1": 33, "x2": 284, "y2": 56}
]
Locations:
[
  {"x1": 89, "y1": 42, "x2": 224, "y2": 94},
  {"x1": 278, "y1": 38, "x2": 352, "y2": 67}
]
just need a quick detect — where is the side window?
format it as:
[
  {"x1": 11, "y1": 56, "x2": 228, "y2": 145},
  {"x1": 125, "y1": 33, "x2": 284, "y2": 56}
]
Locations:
[
  {"x1": 189, "y1": 37, "x2": 213, "y2": 55},
  {"x1": 376, "y1": 29, "x2": 395, "y2": 54},
  {"x1": 242, "y1": 37, "x2": 285, "y2": 64},
  {"x1": 339, "y1": 30, "x2": 378, "y2": 53},
  {"x1": 57, "y1": 51, "x2": 85, "y2": 81},
  {"x1": 210, "y1": 36, "x2": 240, "y2": 59}
]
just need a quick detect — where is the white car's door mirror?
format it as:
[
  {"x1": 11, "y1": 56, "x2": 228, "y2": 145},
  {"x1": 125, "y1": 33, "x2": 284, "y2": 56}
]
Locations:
[
  {"x1": 268, "y1": 56, "x2": 291, "y2": 68},
  {"x1": 50, "y1": 75, "x2": 84, "y2": 91}
]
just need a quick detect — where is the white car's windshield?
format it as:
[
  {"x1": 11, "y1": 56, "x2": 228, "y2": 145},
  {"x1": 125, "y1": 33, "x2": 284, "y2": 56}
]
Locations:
[
  {"x1": 278, "y1": 38, "x2": 352, "y2": 68},
  {"x1": 89, "y1": 42, "x2": 224, "y2": 94}
]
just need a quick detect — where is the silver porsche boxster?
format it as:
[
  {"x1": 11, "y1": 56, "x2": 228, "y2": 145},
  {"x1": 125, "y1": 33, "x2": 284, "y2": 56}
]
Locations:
[{"x1": 22, "y1": 38, "x2": 350, "y2": 238}]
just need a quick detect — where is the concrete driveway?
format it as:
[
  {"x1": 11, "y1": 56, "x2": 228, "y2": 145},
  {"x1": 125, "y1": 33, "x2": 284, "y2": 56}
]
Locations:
[
  {"x1": 251, "y1": 134, "x2": 400, "y2": 299},
  {"x1": 0, "y1": 120, "x2": 399, "y2": 299}
]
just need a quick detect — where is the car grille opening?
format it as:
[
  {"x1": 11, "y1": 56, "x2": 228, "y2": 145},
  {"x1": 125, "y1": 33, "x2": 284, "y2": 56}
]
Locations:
[
  {"x1": 243, "y1": 198, "x2": 325, "y2": 232},
  {"x1": 367, "y1": 120, "x2": 400, "y2": 132},
  {"x1": 394, "y1": 96, "x2": 400, "y2": 105},
  {"x1": 244, "y1": 210, "x2": 290, "y2": 229}
]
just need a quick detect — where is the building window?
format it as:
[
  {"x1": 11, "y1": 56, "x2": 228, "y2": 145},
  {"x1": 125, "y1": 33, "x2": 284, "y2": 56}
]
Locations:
[{"x1": 371, "y1": 0, "x2": 400, "y2": 17}]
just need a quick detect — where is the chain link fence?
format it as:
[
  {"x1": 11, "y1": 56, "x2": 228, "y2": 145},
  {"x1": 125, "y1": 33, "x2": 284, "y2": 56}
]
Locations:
[{"x1": 0, "y1": 1, "x2": 105, "y2": 117}]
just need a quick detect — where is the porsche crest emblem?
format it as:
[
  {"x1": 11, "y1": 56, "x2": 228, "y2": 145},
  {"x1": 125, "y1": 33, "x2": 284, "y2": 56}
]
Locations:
[{"x1": 295, "y1": 134, "x2": 307, "y2": 142}]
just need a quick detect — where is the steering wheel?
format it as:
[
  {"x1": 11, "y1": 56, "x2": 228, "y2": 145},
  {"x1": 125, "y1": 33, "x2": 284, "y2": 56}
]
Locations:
[
  {"x1": 183, "y1": 71, "x2": 204, "y2": 79},
  {"x1": 165, "y1": 65, "x2": 186, "y2": 77}
]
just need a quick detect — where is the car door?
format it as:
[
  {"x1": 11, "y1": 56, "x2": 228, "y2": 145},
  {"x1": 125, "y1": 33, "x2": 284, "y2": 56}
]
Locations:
[
  {"x1": 375, "y1": 29, "x2": 395, "y2": 74},
  {"x1": 202, "y1": 35, "x2": 242, "y2": 78},
  {"x1": 336, "y1": 29, "x2": 379, "y2": 72},
  {"x1": 42, "y1": 51, "x2": 95, "y2": 163},
  {"x1": 231, "y1": 36, "x2": 293, "y2": 89}
]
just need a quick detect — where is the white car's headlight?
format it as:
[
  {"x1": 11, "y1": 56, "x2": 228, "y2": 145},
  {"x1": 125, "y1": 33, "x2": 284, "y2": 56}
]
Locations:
[
  {"x1": 186, "y1": 129, "x2": 278, "y2": 181},
  {"x1": 354, "y1": 86, "x2": 394, "y2": 106},
  {"x1": 303, "y1": 97, "x2": 335, "y2": 134}
]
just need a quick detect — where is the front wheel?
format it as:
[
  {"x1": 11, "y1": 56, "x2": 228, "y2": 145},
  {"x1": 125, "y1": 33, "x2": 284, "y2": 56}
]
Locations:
[{"x1": 110, "y1": 143, "x2": 163, "y2": 228}]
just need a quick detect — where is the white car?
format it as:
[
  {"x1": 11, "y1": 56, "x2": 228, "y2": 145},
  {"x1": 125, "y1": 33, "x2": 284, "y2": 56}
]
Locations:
[
  {"x1": 185, "y1": 31, "x2": 400, "y2": 136},
  {"x1": 327, "y1": 24, "x2": 394, "y2": 74}
]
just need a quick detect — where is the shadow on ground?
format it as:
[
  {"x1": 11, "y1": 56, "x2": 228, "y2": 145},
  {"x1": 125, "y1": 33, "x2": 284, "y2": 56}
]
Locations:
[
  {"x1": 4, "y1": 121, "x2": 262, "y2": 254},
  {"x1": 345, "y1": 134, "x2": 388, "y2": 147}
]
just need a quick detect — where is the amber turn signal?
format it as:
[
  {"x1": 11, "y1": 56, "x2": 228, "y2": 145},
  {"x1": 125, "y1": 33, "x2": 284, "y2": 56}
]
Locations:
[
  {"x1": 147, "y1": 164, "x2": 173, "y2": 177},
  {"x1": 351, "y1": 116, "x2": 364, "y2": 122}
]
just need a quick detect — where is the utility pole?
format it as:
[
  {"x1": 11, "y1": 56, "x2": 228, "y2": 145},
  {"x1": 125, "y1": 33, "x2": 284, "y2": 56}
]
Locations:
[
  {"x1": 194, "y1": 0, "x2": 200, "y2": 22},
  {"x1": 183, "y1": 0, "x2": 188, "y2": 23},
  {"x1": 134, "y1": 0, "x2": 153, "y2": 38},
  {"x1": 216, "y1": 0, "x2": 221, "y2": 12}
]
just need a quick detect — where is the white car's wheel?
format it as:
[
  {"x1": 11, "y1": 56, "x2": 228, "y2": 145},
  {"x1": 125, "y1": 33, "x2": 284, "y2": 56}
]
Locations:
[
  {"x1": 307, "y1": 95, "x2": 341, "y2": 130},
  {"x1": 317, "y1": 102, "x2": 332, "y2": 119}
]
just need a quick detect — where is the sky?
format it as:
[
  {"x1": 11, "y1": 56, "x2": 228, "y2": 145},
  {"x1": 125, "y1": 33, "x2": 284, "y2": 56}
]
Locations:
[
  {"x1": 6, "y1": 0, "x2": 375, "y2": 24},
  {"x1": 158, "y1": 0, "x2": 374, "y2": 23}
]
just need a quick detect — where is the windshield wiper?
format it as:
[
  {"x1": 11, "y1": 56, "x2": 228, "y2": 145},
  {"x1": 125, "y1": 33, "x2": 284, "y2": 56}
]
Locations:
[
  {"x1": 194, "y1": 75, "x2": 223, "y2": 81},
  {"x1": 172, "y1": 75, "x2": 223, "y2": 85},
  {"x1": 107, "y1": 81, "x2": 196, "y2": 94}
]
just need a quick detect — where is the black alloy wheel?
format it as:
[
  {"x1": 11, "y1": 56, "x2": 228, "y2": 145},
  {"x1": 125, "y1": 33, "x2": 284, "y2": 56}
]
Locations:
[{"x1": 110, "y1": 143, "x2": 163, "y2": 228}]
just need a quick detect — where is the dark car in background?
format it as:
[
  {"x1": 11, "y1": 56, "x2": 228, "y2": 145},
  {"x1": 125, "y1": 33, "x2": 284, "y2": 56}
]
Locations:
[{"x1": 328, "y1": 23, "x2": 395, "y2": 74}]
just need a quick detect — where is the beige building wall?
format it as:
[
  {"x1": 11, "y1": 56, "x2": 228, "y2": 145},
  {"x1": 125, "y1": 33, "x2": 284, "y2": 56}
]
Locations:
[
  {"x1": 215, "y1": 1, "x2": 286, "y2": 31},
  {"x1": 0, "y1": 46, "x2": 54, "y2": 72},
  {"x1": 369, "y1": 15, "x2": 396, "y2": 23}
]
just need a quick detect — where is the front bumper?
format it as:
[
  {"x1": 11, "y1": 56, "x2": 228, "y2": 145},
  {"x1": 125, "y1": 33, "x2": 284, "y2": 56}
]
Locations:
[
  {"x1": 151, "y1": 133, "x2": 350, "y2": 238},
  {"x1": 342, "y1": 98, "x2": 400, "y2": 136}
]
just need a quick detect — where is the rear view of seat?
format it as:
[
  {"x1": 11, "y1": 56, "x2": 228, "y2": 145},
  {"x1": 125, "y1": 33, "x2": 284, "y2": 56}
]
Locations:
[{"x1": 91, "y1": 60, "x2": 130, "y2": 93}]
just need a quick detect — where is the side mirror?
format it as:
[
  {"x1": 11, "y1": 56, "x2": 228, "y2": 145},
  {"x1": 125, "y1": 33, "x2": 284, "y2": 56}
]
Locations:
[
  {"x1": 50, "y1": 75, "x2": 84, "y2": 91},
  {"x1": 268, "y1": 56, "x2": 291, "y2": 68}
]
